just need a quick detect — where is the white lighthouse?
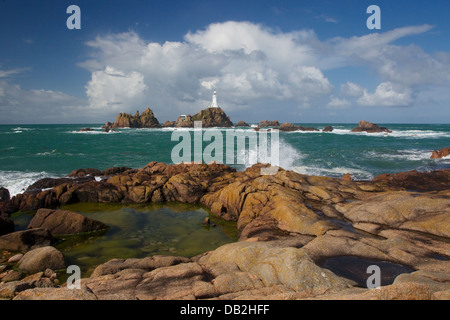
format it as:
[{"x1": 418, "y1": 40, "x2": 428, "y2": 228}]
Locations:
[{"x1": 210, "y1": 91, "x2": 219, "y2": 108}]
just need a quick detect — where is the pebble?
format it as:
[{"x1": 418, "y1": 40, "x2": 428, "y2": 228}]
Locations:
[{"x1": 8, "y1": 254, "x2": 24, "y2": 263}]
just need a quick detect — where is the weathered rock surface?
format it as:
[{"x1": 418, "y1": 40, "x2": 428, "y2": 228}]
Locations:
[
  {"x1": 112, "y1": 108, "x2": 161, "y2": 128},
  {"x1": 173, "y1": 108, "x2": 234, "y2": 128},
  {"x1": 0, "y1": 212, "x2": 14, "y2": 236},
  {"x1": 258, "y1": 120, "x2": 280, "y2": 128},
  {"x1": 322, "y1": 126, "x2": 334, "y2": 132},
  {"x1": 351, "y1": 121, "x2": 392, "y2": 133},
  {"x1": 0, "y1": 228, "x2": 53, "y2": 252},
  {"x1": 235, "y1": 121, "x2": 250, "y2": 127},
  {"x1": 0, "y1": 187, "x2": 10, "y2": 202},
  {"x1": 0, "y1": 272, "x2": 58, "y2": 299},
  {"x1": 17, "y1": 246, "x2": 65, "y2": 273},
  {"x1": 430, "y1": 147, "x2": 450, "y2": 159},
  {"x1": 279, "y1": 123, "x2": 319, "y2": 132},
  {"x1": 1, "y1": 162, "x2": 449, "y2": 300},
  {"x1": 28, "y1": 208, "x2": 108, "y2": 235}
]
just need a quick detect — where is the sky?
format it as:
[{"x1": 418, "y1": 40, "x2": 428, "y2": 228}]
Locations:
[{"x1": 0, "y1": 0, "x2": 449, "y2": 124}]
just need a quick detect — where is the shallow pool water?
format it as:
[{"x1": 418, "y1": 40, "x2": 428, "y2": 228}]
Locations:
[{"x1": 13, "y1": 202, "x2": 237, "y2": 277}]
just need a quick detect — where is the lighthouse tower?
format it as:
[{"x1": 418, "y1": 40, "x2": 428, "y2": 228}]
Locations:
[{"x1": 211, "y1": 91, "x2": 219, "y2": 108}]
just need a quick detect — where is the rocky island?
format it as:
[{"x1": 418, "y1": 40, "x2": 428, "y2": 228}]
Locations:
[
  {"x1": 111, "y1": 107, "x2": 162, "y2": 129},
  {"x1": 0, "y1": 161, "x2": 449, "y2": 300}
]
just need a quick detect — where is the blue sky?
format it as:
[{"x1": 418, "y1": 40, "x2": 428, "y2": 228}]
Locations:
[{"x1": 0, "y1": 0, "x2": 449, "y2": 124}]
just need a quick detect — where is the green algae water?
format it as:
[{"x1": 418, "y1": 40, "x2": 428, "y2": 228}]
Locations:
[{"x1": 13, "y1": 202, "x2": 237, "y2": 277}]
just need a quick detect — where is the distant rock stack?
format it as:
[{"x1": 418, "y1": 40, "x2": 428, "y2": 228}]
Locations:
[
  {"x1": 169, "y1": 108, "x2": 234, "y2": 128},
  {"x1": 351, "y1": 121, "x2": 392, "y2": 133},
  {"x1": 112, "y1": 108, "x2": 161, "y2": 128}
]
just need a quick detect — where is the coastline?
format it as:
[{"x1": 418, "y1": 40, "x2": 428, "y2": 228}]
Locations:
[{"x1": 1, "y1": 161, "x2": 449, "y2": 300}]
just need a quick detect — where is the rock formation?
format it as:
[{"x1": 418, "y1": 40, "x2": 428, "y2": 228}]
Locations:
[
  {"x1": 0, "y1": 162, "x2": 449, "y2": 300},
  {"x1": 351, "y1": 121, "x2": 392, "y2": 133},
  {"x1": 258, "y1": 120, "x2": 280, "y2": 128},
  {"x1": 112, "y1": 108, "x2": 161, "y2": 128},
  {"x1": 430, "y1": 147, "x2": 450, "y2": 159},
  {"x1": 28, "y1": 209, "x2": 108, "y2": 235},
  {"x1": 278, "y1": 123, "x2": 319, "y2": 132},
  {"x1": 323, "y1": 126, "x2": 334, "y2": 132}
]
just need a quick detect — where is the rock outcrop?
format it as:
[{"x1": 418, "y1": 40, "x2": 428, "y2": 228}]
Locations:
[
  {"x1": 174, "y1": 108, "x2": 234, "y2": 128},
  {"x1": 27, "y1": 209, "x2": 108, "y2": 235},
  {"x1": 112, "y1": 108, "x2": 161, "y2": 128},
  {"x1": 351, "y1": 121, "x2": 392, "y2": 133},
  {"x1": 323, "y1": 126, "x2": 334, "y2": 132},
  {"x1": 258, "y1": 120, "x2": 280, "y2": 128},
  {"x1": 235, "y1": 121, "x2": 250, "y2": 127},
  {"x1": 278, "y1": 123, "x2": 319, "y2": 132},
  {"x1": 0, "y1": 187, "x2": 10, "y2": 202},
  {"x1": 0, "y1": 229, "x2": 53, "y2": 252},
  {"x1": 430, "y1": 147, "x2": 450, "y2": 159},
  {"x1": 0, "y1": 162, "x2": 449, "y2": 300},
  {"x1": 17, "y1": 246, "x2": 65, "y2": 274}
]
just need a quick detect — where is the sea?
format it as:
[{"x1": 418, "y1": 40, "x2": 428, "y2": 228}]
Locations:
[{"x1": 1, "y1": 123, "x2": 449, "y2": 197}]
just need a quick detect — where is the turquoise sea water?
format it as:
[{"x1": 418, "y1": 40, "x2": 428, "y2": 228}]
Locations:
[{"x1": 1, "y1": 123, "x2": 449, "y2": 196}]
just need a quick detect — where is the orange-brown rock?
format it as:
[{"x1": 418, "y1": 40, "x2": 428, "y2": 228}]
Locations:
[
  {"x1": 430, "y1": 147, "x2": 450, "y2": 159},
  {"x1": 112, "y1": 108, "x2": 161, "y2": 128},
  {"x1": 1, "y1": 163, "x2": 449, "y2": 300}
]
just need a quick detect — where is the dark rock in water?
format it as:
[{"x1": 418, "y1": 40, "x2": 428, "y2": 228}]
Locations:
[
  {"x1": 322, "y1": 126, "x2": 334, "y2": 132},
  {"x1": 0, "y1": 188, "x2": 10, "y2": 202},
  {"x1": 351, "y1": 121, "x2": 392, "y2": 133},
  {"x1": 318, "y1": 256, "x2": 415, "y2": 287},
  {"x1": 235, "y1": 121, "x2": 250, "y2": 127},
  {"x1": 258, "y1": 120, "x2": 280, "y2": 128},
  {"x1": 0, "y1": 212, "x2": 14, "y2": 236},
  {"x1": 69, "y1": 168, "x2": 102, "y2": 177},
  {"x1": 25, "y1": 176, "x2": 94, "y2": 194},
  {"x1": 201, "y1": 217, "x2": 210, "y2": 226},
  {"x1": 430, "y1": 147, "x2": 450, "y2": 159},
  {"x1": 112, "y1": 108, "x2": 161, "y2": 128},
  {"x1": 279, "y1": 123, "x2": 299, "y2": 132},
  {"x1": 373, "y1": 169, "x2": 450, "y2": 192},
  {"x1": 28, "y1": 208, "x2": 108, "y2": 235},
  {"x1": 79, "y1": 128, "x2": 94, "y2": 132},
  {"x1": 0, "y1": 228, "x2": 53, "y2": 252},
  {"x1": 301, "y1": 125, "x2": 318, "y2": 132}
]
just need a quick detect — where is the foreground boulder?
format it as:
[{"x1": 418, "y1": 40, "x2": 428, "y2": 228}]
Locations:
[
  {"x1": 28, "y1": 209, "x2": 108, "y2": 235},
  {"x1": 351, "y1": 121, "x2": 392, "y2": 133},
  {"x1": 17, "y1": 246, "x2": 65, "y2": 273},
  {"x1": 3, "y1": 162, "x2": 450, "y2": 300},
  {"x1": 112, "y1": 108, "x2": 161, "y2": 128}
]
